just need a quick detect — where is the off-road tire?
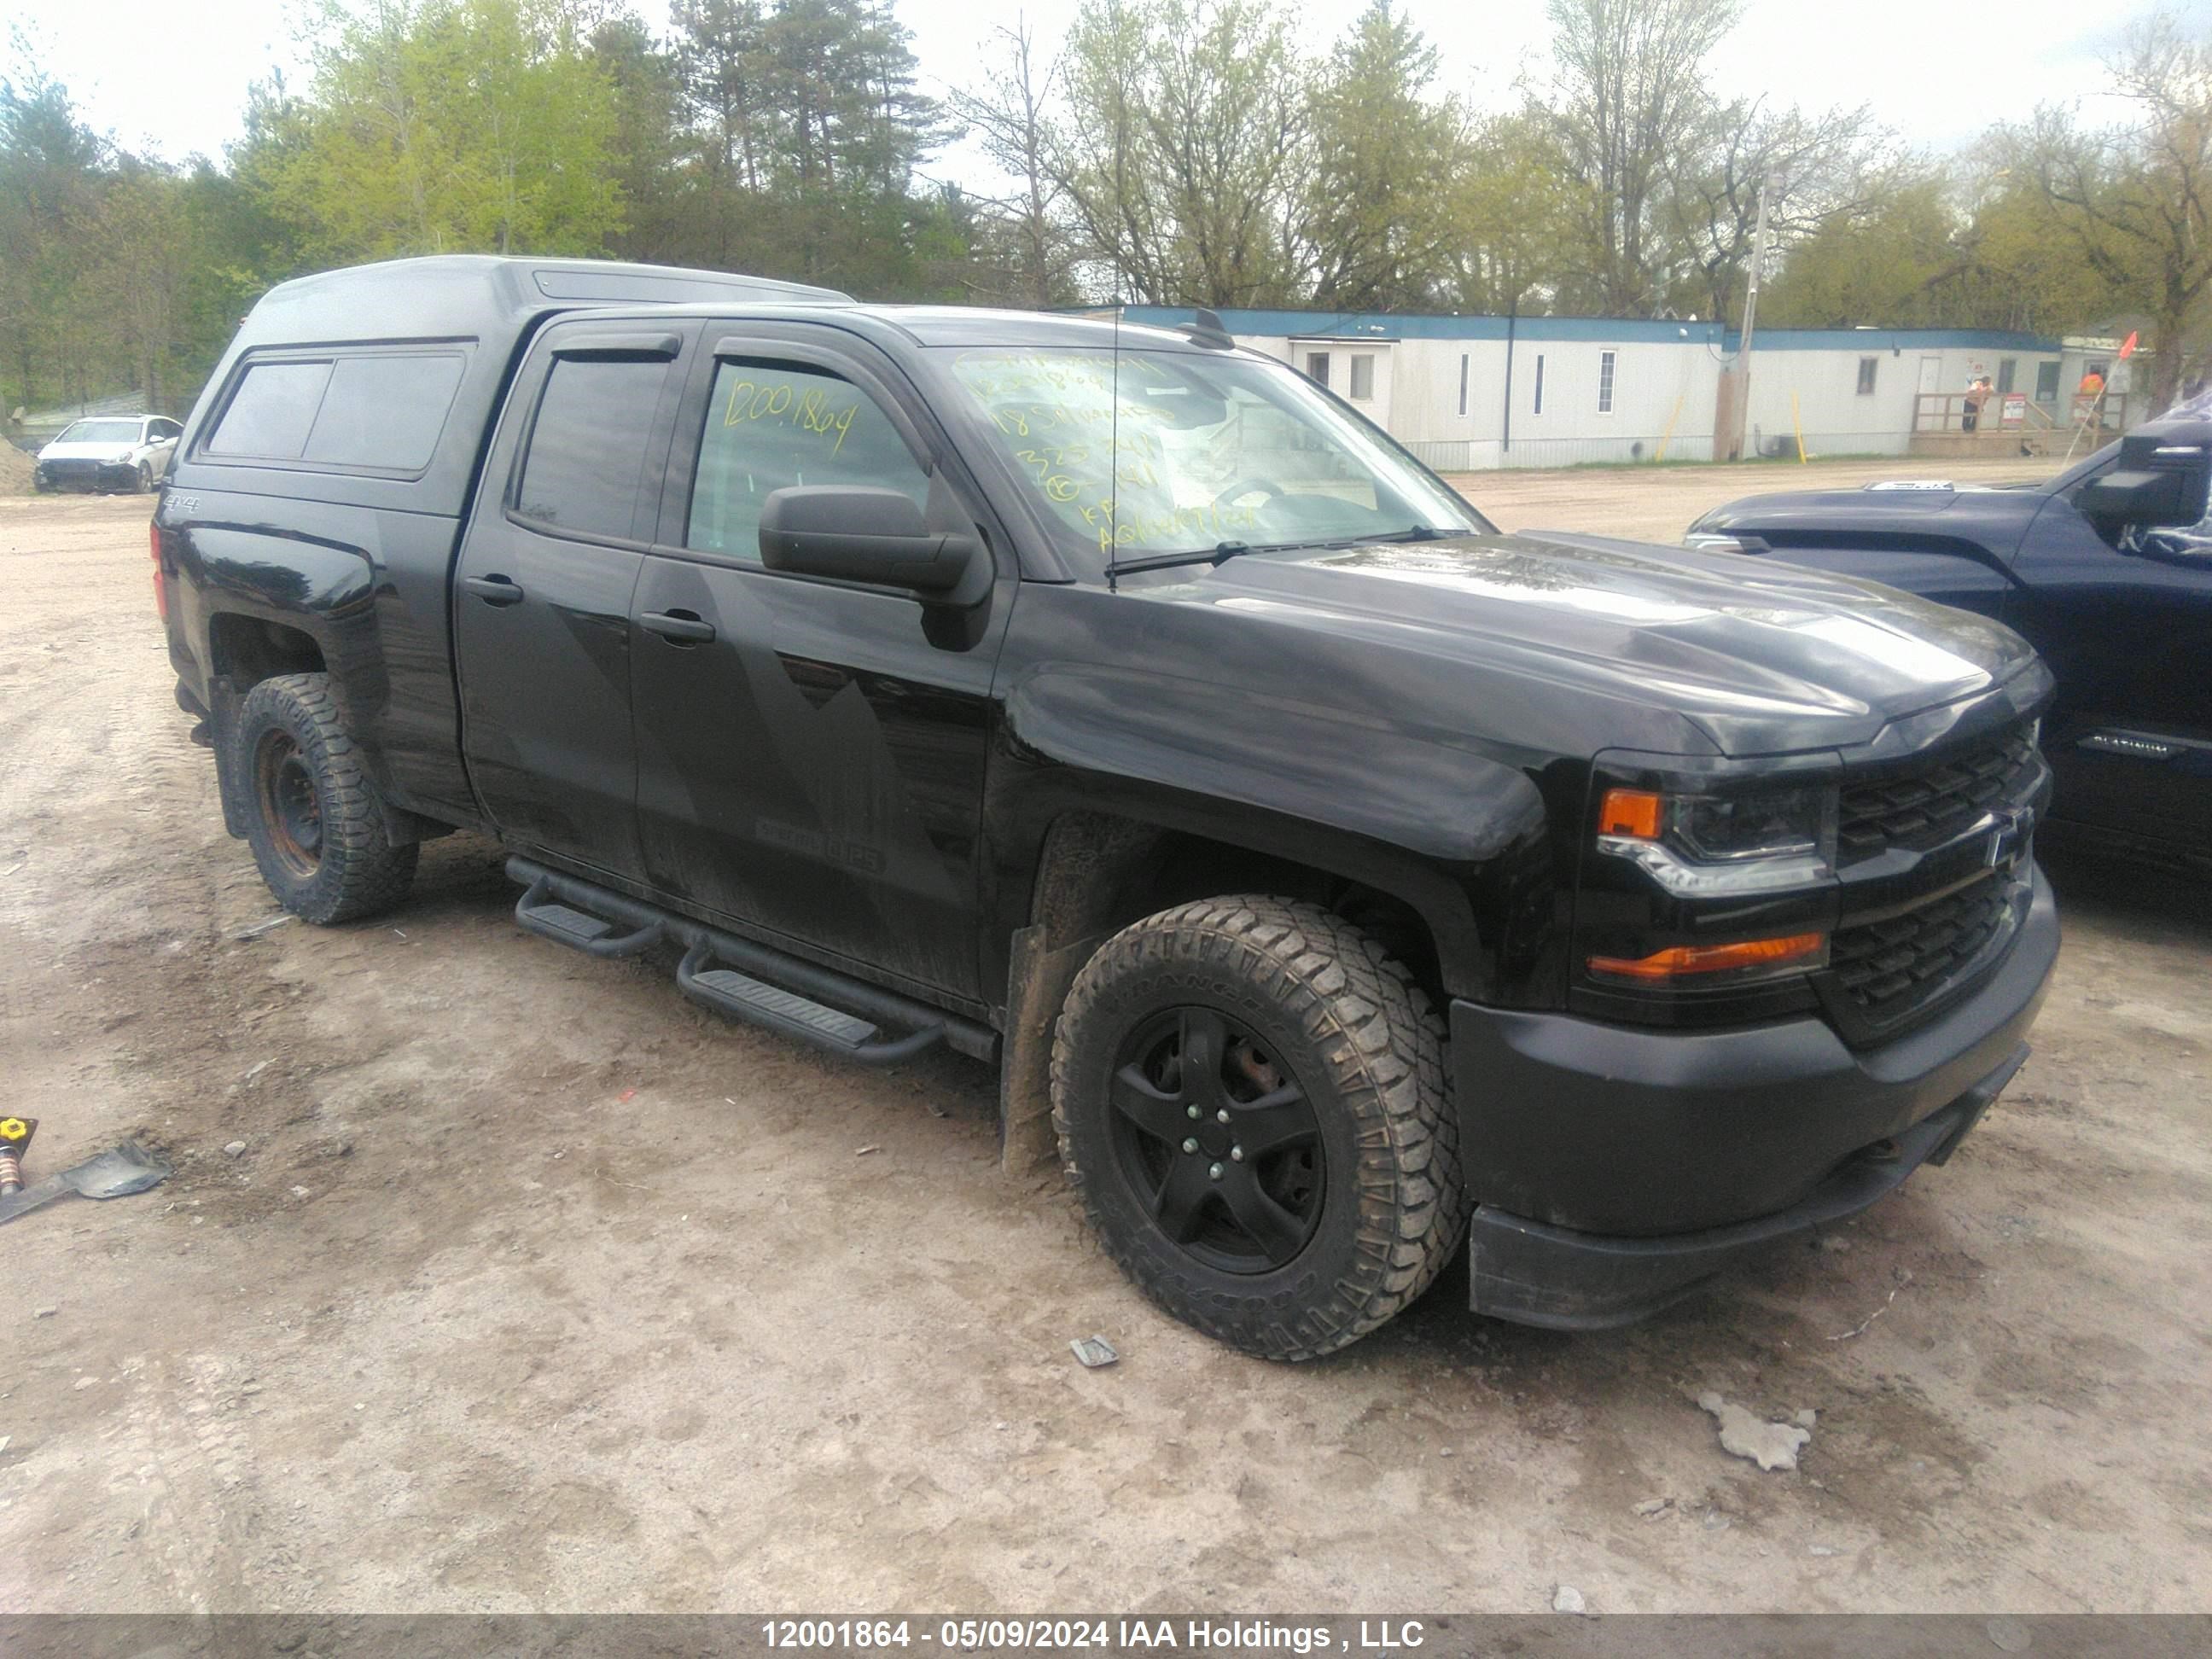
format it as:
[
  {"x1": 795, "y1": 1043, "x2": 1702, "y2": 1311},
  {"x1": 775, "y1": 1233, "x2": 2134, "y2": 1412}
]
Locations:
[
  {"x1": 236, "y1": 672, "x2": 417, "y2": 924},
  {"x1": 1051, "y1": 895, "x2": 1465, "y2": 1361}
]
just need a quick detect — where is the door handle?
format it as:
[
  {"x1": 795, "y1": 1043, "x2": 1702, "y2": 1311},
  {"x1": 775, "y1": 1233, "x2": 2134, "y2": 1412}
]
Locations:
[
  {"x1": 640, "y1": 609, "x2": 717, "y2": 643},
  {"x1": 463, "y1": 574, "x2": 525, "y2": 606}
]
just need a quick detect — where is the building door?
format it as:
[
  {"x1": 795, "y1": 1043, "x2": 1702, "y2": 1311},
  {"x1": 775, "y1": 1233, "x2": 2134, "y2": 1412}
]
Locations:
[{"x1": 1917, "y1": 356, "x2": 1945, "y2": 431}]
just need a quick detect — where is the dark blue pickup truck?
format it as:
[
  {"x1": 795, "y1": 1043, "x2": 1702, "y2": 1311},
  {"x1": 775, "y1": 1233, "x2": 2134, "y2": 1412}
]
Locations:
[{"x1": 1690, "y1": 416, "x2": 2212, "y2": 868}]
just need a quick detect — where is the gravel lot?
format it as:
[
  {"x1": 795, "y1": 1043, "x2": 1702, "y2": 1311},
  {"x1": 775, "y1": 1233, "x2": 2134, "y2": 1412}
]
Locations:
[{"x1": 3, "y1": 463, "x2": 2206, "y2": 1616}]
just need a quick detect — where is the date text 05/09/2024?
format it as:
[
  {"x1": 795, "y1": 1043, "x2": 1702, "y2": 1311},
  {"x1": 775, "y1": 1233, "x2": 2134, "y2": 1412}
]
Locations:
[{"x1": 760, "y1": 1620, "x2": 1430, "y2": 1653}]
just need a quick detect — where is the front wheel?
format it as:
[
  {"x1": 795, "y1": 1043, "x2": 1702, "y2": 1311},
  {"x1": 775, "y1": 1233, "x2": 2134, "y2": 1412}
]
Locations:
[
  {"x1": 134, "y1": 463, "x2": 153, "y2": 493},
  {"x1": 1051, "y1": 896, "x2": 1465, "y2": 1360},
  {"x1": 235, "y1": 673, "x2": 417, "y2": 924}
]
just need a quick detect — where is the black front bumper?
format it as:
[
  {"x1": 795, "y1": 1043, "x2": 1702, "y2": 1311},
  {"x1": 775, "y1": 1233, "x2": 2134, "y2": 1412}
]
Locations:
[{"x1": 1453, "y1": 864, "x2": 2058, "y2": 1329}]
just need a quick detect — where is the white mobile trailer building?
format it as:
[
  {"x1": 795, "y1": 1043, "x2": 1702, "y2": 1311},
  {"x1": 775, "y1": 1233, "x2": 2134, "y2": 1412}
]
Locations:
[{"x1": 1122, "y1": 308, "x2": 2075, "y2": 469}]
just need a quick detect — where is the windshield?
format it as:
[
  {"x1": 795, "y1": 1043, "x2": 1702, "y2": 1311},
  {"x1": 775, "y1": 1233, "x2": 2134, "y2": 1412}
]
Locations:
[
  {"x1": 55, "y1": 419, "x2": 143, "y2": 445},
  {"x1": 946, "y1": 346, "x2": 1487, "y2": 564}
]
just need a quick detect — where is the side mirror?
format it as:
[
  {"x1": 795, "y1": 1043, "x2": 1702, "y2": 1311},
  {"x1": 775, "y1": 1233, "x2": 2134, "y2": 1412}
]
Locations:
[
  {"x1": 759, "y1": 486, "x2": 988, "y2": 606},
  {"x1": 2077, "y1": 422, "x2": 2212, "y2": 533},
  {"x1": 2078, "y1": 467, "x2": 2198, "y2": 528}
]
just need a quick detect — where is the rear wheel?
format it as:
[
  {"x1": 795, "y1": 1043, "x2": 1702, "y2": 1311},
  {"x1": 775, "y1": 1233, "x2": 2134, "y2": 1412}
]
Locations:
[
  {"x1": 1051, "y1": 895, "x2": 1464, "y2": 1360},
  {"x1": 236, "y1": 673, "x2": 416, "y2": 924}
]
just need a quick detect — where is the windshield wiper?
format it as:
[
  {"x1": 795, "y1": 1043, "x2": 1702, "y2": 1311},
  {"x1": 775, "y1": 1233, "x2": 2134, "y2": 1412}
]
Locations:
[
  {"x1": 1347, "y1": 525, "x2": 1449, "y2": 544},
  {"x1": 1109, "y1": 540, "x2": 1257, "y2": 576}
]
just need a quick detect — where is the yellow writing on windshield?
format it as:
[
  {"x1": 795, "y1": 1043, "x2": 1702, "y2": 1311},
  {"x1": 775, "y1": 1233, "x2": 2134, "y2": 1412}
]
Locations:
[{"x1": 722, "y1": 377, "x2": 858, "y2": 455}]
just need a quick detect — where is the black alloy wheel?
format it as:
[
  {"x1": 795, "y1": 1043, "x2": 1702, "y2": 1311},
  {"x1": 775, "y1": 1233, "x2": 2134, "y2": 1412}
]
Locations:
[{"x1": 1108, "y1": 1004, "x2": 1324, "y2": 1273}]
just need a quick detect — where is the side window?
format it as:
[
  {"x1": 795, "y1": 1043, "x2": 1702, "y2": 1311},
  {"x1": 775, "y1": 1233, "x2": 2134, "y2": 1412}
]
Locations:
[
  {"x1": 206, "y1": 360, "x2": 335, "y2": 458},
  {"x1": 686, "y1": 360, "x2": 930, "y2": 562},
  {"x1": 302, "y1": 353, "x2": 465, "y2": 471},
  {"x1": 515, "y1": 355, "x2": 671, "y2": 541},
  {"x1": 151, "y1": 419, "x2": 183, "y2": 441}
]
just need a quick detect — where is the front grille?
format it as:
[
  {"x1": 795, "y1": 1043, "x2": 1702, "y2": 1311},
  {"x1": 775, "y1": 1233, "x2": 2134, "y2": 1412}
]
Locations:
[
  {"x1": 1829, "y1": 875, "x2": 2019, "y2": 1033},
  {"x1": 1837, "y1": 721, "x2": 2037, "y2": 864}
]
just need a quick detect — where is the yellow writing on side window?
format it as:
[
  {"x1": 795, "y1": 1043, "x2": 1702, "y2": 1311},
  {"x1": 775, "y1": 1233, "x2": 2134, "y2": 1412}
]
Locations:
[{"x1": 723, "y1": 377, "x2": 859, "y2": 455}]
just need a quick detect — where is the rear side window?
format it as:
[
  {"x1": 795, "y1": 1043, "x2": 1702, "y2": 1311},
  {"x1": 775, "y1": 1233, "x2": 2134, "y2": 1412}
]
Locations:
[
  {"x1": 303, "y1": 354, "x2": 465, "y2": 470},
  {"x1": 206, "y1": 360, "x2": 334, "y2": 459},
  {"x1": 515, "y1": 356, "x2": 670, "y2": 540},
  {"x1": 205, "y1": 351, "x2": 467, "y2": 472}
]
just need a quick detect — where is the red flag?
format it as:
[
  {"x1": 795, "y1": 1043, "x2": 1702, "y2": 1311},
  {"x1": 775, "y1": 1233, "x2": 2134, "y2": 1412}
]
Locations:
[{"x1": 2119, "y1": 330, "x2": 2139, "y2": 360}]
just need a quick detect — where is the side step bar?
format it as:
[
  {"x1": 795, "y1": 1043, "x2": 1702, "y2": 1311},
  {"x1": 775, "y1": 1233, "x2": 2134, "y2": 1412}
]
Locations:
[{"x1": 505, "y1": 858, "x2": 996, "y2": 1067}]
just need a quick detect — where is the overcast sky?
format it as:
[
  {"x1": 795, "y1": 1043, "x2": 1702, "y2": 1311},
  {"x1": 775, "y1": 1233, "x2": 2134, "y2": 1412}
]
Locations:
[{"x1": 4, "y1": 0, "x2": 2198, "y2": 182}]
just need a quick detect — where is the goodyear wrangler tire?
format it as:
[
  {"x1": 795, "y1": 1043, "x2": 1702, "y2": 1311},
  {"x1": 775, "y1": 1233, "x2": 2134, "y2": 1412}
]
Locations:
[
  {"x1": 1051, "y1": 895, "x2": 1465, "y2": 1361},
  {"x1": 236, "y1": 672, "x2": 417, "y2": 925}
]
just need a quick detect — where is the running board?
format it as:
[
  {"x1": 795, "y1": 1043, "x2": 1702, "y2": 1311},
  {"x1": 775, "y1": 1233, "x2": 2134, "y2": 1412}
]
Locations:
[{"x1": 505, "y1": 858, "x2": 994, "y2": 1066}]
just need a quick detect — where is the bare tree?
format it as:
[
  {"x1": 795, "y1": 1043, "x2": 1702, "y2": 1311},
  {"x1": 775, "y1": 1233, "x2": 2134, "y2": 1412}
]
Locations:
[
  {"x1": 1998, "y1": 10, "x2": 2212, "y2": 407},
  {"x1": 1534, "y1": 0, "x2": 1738, "y2": 314},
  {"x1": 945, "y1": 15, "x2": 1074, "y2": 307},
  {"x1": 1667, "y1": 100, "x2": 1906, "y2": 323}
]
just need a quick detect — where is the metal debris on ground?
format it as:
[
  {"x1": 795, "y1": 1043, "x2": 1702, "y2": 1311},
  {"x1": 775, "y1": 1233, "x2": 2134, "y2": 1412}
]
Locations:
[
  {"x1": 232, "y1": 915, "x2": 295, "y2": 941},
  {"x1": 1829, "y1": 1272, "x2": 1912, "y2": 1341},
  {"x1": 1698, "y1": 1391, "x2": 1813, "y2": 1471},
  {"x1": 855, "y1": 1145, "x2": 881, "y2": 1156},
  {"x1": 1068, "y1": 1335, "x2": 1119, "y2": 1369},
  {"x1": 0, "y1": 1141, "x2": 174, "y2": 1227}
]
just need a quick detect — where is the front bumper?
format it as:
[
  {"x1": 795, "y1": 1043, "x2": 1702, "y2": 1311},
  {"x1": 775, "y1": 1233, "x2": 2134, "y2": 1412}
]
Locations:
[{"x1": 1453, "y1": 864, "x2": 2058, "y2": 1329}]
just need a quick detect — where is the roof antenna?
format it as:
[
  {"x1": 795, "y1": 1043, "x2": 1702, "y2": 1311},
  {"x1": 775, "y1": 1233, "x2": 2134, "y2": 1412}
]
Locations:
[
  {"x1": 1106, "y1": 0, "x2": 1130, "y2": 594},
  {"x1": 1186, "y1": 307, "x2": 1233, "y2": 350}
]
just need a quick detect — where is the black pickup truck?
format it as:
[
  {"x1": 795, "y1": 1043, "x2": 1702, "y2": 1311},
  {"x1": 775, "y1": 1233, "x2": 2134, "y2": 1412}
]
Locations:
[
  {"x1": 1687, "y1": 418, "x2": 2212, "y2": 868},
  {"x1": 158, "y1": 256, "x2": 2061, "y2": 1357}
]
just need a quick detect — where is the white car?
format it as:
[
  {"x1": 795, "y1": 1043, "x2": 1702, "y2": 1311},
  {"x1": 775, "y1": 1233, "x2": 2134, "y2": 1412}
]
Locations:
[{"x1": 33, "y1": 415, "x2": 183, "y2": 493}]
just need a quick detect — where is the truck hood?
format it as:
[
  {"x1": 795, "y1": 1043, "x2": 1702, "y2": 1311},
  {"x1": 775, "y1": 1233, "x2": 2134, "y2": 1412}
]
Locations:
[
  {"x1": 1688, "y1": 479, "x2": 2049, "y2": 546},
  {"x1": 1163, "y1": 530, "x2": 2040, "y2": 758},
  {"x1": 38, "y1": 439, "x2": 142, "y2": 462}
]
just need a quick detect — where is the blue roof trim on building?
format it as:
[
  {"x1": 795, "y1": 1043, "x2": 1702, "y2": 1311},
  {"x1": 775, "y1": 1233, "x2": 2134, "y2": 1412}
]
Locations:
[{"x1": 1123, "y1": 306, "x2": 2060, "y2": 354}]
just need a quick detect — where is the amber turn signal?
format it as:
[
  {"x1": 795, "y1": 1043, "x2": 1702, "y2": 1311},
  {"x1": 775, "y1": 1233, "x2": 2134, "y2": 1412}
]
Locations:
[
  {"x1": 1587, "y1": 931, "x2": 1828, "y2": 981},
  {"x1": 1598, "y1": 787, "x2": 1664, "y2": 840}
]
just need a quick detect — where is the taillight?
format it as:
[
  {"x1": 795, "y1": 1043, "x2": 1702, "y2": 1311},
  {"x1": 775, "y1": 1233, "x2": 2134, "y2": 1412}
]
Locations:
[{"x1": 150, "y1": 519, "x2": 167, "y2": 621}]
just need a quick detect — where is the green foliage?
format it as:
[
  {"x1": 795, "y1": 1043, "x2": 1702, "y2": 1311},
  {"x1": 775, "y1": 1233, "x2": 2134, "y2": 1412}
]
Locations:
[
  {"x1": 267, "y1": 0, "x2": 624, "y2": 260},
  {"x1": 1055, "y1": 0, "x2": 1311, "y2": 306},
  {"x1": 1301, "y1": 2, "x2": 1470, "y2": 310}
]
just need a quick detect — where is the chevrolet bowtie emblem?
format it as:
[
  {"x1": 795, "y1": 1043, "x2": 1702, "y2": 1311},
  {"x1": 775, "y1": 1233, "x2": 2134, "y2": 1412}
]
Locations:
[{"x1": 1985, "y1": 805, "x2": 2034, "y2": 869}]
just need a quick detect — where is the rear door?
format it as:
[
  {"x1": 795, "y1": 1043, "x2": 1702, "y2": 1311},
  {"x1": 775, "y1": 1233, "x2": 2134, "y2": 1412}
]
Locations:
[
  {"x1": 454, "y1": 319, "x2": 692, "y2": 877},
  {"x1": 626, "y1": 323, "x2": 1015, "y2": 1000},
  {"x1": 2005, "y1": 486, "x2": 2212, "y2": 843}
]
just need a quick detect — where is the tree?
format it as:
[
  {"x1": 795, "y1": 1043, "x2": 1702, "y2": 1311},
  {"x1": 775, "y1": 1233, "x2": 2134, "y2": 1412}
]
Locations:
[
  {"x1": 272, "y1": 0, "x2": 625, "y2": 261},
  {"x1": 0, "y1": 38, "x2": 108, "y2": 409},
  {"x1": 1301, "y1": 1, "x2": 1468, "y2": 310},
  {"x1": 1055, "y1": 0, "x2": 1311, "y2": 306},
  {"x1": 945, "y1": 15, "x2": 1077, "y2": 307},
  {"x1": 1666, "y1": 100, "x2": 1903, "y2": 323},
  {"x1": 1534, "y1": 0, "x2": 1738, "y2": 314},
  {"x1": 1992, "y1": 10, "x2": 2212, "y2": 407},
  {"x1": 1437, "y1": 112, "x2": 1591, "y2": 314}
]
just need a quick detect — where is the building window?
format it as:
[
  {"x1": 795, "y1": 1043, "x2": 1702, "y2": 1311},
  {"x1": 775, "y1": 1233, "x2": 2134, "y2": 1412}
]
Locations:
[
  {"x1": 1349, "y1": 354, "x2": 1375, "y2": 401},
  {"x1": 1305, "y1": 352, "x2": 1330, "y2": 389},
  {"x1": 2035, "y1": 360, "x2": 2060, "y2": 402},
  {"x1": 1533, "y1": 354, "x2": 1545, "y2": 415},
  {"x1": 1857, "y1": 356, "x2": 1877, "y2": 395},
  {"x1": 1458, "y1": 353, "x2": 1469, "y2": 416},
  {"x1": 1997, "y1": 358, "x2": 2017, "y2": 395},
  {"x1": 1597, "y1": 350, "x2": 1616, "y2": 415}
]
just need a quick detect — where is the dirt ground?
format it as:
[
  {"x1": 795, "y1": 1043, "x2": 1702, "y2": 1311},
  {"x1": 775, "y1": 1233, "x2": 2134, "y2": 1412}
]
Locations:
[{"x1": 3, "y1": 463, "x2": 2207, "y2": 1617}]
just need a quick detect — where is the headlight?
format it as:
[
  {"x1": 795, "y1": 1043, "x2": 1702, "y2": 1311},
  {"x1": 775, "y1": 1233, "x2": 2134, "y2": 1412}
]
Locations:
[{"x1": 1596, "y1": 782, "x2": 1837, "y2": 896}]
